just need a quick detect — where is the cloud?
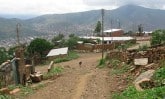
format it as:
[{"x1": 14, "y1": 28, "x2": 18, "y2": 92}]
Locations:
[
  {"x1": 0, "y1": 0, "x2": 89, "y2": 15},
  {"x1": 83, "y1": 0, "x2": 165, "y2": 9},
  {"x1": 0, "y1": 0, "x2": 165, "y2": 15}
]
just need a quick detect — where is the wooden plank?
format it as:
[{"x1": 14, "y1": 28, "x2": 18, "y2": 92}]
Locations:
[{"x1": 48, "y1": 61, "x2": 54, "y2": 72}]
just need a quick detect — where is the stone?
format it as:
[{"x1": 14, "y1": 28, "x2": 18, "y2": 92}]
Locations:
[
  {"x1": 30, "y1": 72, "x2": 43, "y2": 82},
  {"x1": 134, "y1": 70, "x2": 155, "y2": 91},
  {"x1": 134, "y1": 58, "x2": 148, "y2": 66}
]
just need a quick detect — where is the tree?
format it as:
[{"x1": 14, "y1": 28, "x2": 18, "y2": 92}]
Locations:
[
  {"x1": 52, "y1": 33, "x2": 64, "y2": 43},
  {"x1": 0, "y1": 47, "x2": 8, "y2": 64},
  {"x1": 8, "y1": 46, "x2": 17, "y2": 59},
  {"x1": 151, "y1": 29, "x2": 165, "y2": 45},
  {"x1": 94, "y1": 21, "x2": 101, "y2": 36},
  {"x1": 27, "y1": 38, "x2": 53, "y2": 57},
  {"x1": 69, "y1": 33, "x2": 75, "y2": 38},
  {"x1": 66, "y1": 35, "x2": 79, "y2": 50},
  {"x1": 52, "y1": 33, "x2": 65, "y2": 47}
]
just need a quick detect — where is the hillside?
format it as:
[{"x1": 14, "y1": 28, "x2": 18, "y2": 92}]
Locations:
[{"x1": 1, "y1": 5, "x2": 165, "y2": 40}]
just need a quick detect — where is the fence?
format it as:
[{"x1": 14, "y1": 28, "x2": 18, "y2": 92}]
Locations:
[
  {"x1": 0, "y1": 59, "x2": 15, "y2": 87},
  {"x1": 76, "y1": 43, "x2": 118, "y2": 52},
  {"x1": 0, "y1": 58, "x2": 33, "y2": 88},
  {"x1": 107, "y1": 45, "x2": 165, "y2": 64}
]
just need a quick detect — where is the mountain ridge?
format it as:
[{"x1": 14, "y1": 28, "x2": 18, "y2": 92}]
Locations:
[{"x1": 1, "y1": 5, "x2": 165, "y2": 40}]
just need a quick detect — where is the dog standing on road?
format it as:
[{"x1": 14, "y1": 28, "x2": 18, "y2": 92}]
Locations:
[{"x1": 79, "y1": 61, "x2": 82, "y2": 67}]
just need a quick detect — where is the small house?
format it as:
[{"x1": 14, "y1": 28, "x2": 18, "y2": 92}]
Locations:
[
  {"x1": 104, "y1": 29, "x2": 124, "y2": 37},
  {"x1": 47, "y1": 47, "x2": 68, "y2": 60}
]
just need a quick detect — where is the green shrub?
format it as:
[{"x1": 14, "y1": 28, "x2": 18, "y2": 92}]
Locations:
[
  {"x1": 153, "y1": 67, "x2": 165, "y2": 86},
  {"x1": 151, "y1": 29, "x2": 165, "y2": 45}
]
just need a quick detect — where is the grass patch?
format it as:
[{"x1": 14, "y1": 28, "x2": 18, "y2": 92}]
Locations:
[
  {"x1": 138, "y1": 44, "x2": 148, "y2": 51},
  {"x1": 18, "y1": 85, "x2": 33, "y2": 96},
  {"x1": 112, "y1": 86, "x2": 165, "y2": 99},
  {"x1": 97, "y1": 58, "x2": 106, "y2": 68},
  {"x1": 7, "y1": 85, "x2": 33, "y2": 98},
  {"x1": 43, "y1": 66, "x2": 64, "y2": 79},
  {"x1": 152, "y1": 66, "x2": 165, "y2": 87},
  {"x1": 0, "y1": 94, "x2": 12, "y2": 99},
  {"x1": 54, "y1": 51, "x2": 79, "y2": 63},
  {"x1": 109, "y1": 59, "x2": 132, "y2": 75}
]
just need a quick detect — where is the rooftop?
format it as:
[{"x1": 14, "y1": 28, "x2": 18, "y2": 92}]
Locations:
[
  {"x1": 81, "y1": 36, "x2": 134, "y2": 41},
  {"x1": 104, "y1": 29, "x2": 123, "y2": 33},
  {"x1": 47, "y1": 47, "x2": 68, "y2": 57}
]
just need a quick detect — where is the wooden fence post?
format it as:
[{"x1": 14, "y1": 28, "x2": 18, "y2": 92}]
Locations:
[{"x1": 11, "y1": 58, "x2": 20, "y2": 85}]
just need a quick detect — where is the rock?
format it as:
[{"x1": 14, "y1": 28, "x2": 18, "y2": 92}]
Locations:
[
  {"x1": 134, "y1": 58, "x2": 148, "y2": 66},
  {"x1": 30, "y1": 72, "x2": 43, "y2": 82},
  {"x1": 134, "y1": 70, "x2": 155, "y2": 91},
  {"x1": 145, "y1": 63, "x2": 155, "y2": 69}
]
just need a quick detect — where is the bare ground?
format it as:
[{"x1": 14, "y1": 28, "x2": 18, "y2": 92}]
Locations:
[{"x1": 25, "y1": 53, "x2": 116, "y2": 99}]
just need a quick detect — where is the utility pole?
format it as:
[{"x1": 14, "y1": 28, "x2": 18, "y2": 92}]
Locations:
[
  {"x1": 15, "y1": 23, "x2": 26, "y2": 85},
  {"x1": 117, "y1": 19, "x2": 121, "y2": 29},
  {"x1": 101, "y1": 9, "x2": 104, "y2": 59},
  {"x1": 16, "y1": 23, "x2": 21, "y2": 46}
]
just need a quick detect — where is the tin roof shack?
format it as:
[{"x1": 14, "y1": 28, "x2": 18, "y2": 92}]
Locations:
[
  {"x1": 104, "y1": 29, "x2": 124, "y2": 37},
  {"x1": 47, "y1": 47, "x2": 68, "y2": 60}
]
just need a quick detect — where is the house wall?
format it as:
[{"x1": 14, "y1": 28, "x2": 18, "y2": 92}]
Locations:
[
  {"x1": 105, "y1": 30, "x2": 124, "y2": 37},
  {"x1": 47, "y1": 54, "x2": 67, "y2": 60}
]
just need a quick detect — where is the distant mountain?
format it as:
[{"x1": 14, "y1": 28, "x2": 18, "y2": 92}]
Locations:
[
  {"x1": 1, "y1": 5, "x2": 165, "y2": 40},
  {"x1": 0, "y1": 14, "x2": 38, "y2": 19}
]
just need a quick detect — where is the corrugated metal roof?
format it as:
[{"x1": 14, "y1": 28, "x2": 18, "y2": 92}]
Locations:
[
  {"x1": 81, "y1": 36, "x2": 134, "y2": 41},
  {"x1": 47, "y1": 47, "x2": 68, "y2": 57},
  {"x1": 104, "y1": 29, "x2": 123, "y2": 33}
]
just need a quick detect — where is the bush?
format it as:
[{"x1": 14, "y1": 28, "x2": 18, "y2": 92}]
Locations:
[
  {"x1": 151, "y1": 29, "x2": 165, "y2": 45},
  {"x1": 27, "y1": 38, "x2": 53, "y2": 57},
  {"x1": 153, "y1": 67, "x2": 165, "y2": 86}
]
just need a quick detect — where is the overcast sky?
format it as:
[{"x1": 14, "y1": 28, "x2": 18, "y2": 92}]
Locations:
[{"x1": 0, "y1": 0, "x2": 165, "y2": 15}]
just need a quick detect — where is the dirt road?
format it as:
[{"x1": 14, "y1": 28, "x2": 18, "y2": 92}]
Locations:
[{"x1": 26, "y1": 53, "x2": 113, "y2": 99}]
